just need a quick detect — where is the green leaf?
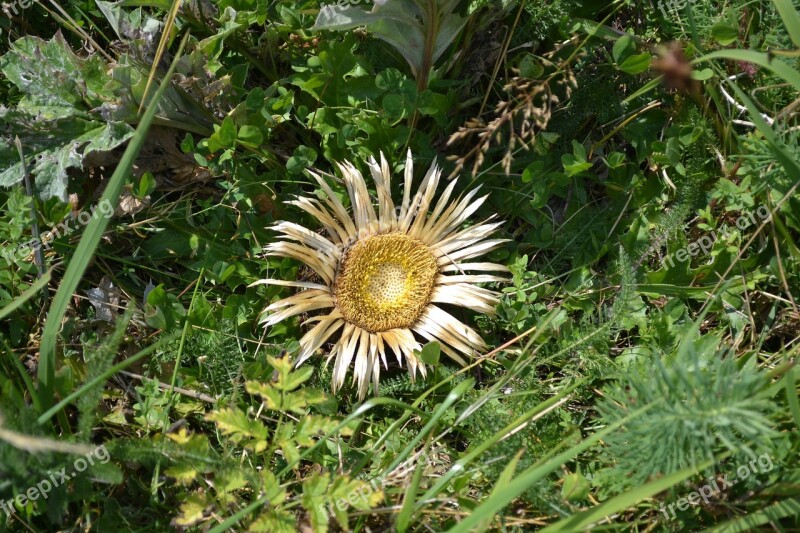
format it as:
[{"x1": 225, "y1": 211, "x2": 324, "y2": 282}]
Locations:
[
  {"x1": 207, "y1": 115, "x2": 237, "y2": 152},
  {"x1": 612, "y1": 34, "x2": 636, "y2": 64},
  {"x1": 0, "y1": 268, "x2": 51, "y2": 321},
  {"x1": 0, "y1": 33, "x2": 112, "y2": 109},
  {"x1": 294, "y1": 415, "x2": 339, "y2": 447},
  {"x1": 237, "y1": 125, "x2": 263, "y2": 147},
  {"x1": 286, "y1": 145, "x2": 317, "y2": 174},
  {"x1": 174, "y1": 494, "x2": 208, "y2": 527},
  {"x1": 692, "y1": 68, "x2": 715, "y2": 81},
  {"x1": 249, "y1": 510, "x2": 296, "y2": 533},
  {"x1": 619, "y1": 53, "x2": 652, "y2": 75},
  {"x1": 301, "y1": 471, "x2": 331, "y2": 532},
  {"x1": 519, "y1": 53, "x2": 544, "y2": 78},
  {"x1": 313, "y1": 0, "x2": 467, "y2": 86},
  {"x1": 0, "y1": 34, "x2": 134, "y2": 199},
  {"x1": 261, "y1": 471, "x2": 287, "y2": 506},
  {"x1": 206, "y1": 407, "x2": 269, "y2": 452},
  {"x1": 561, "y1": 470, "x2": 591, "y2": 502},
  {"x1": 419, "y1": 341, "x2": 441, "y2": 365},
  {"x1": 328, "y1": 476, "x2": 383, "y2": 529},
  {"x1": 711, "y1": 21, "x2": 739, "y2": 45},
  {"x1": 137, "y1": 171, "x2": 157, "y2": 197},
  {"x1": 375, "y1": 68, "x2": 413, "y2": 93}
]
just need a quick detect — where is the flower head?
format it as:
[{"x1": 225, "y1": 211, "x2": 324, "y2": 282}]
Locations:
[{"x1": 253, "y1": 152, "x2": 507, "y2": 398}]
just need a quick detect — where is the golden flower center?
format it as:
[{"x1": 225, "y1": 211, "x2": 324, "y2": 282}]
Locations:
[{"x1": 334, "y1": 233, "x2": 438, "y2": 332}]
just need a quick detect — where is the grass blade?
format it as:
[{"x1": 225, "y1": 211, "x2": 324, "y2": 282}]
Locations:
[
  {"x1": 540, "y1": 458, "x2": 718, "y2": 532},
  {"x1": 771, "y1": 0, "x2": 800, "y2": 47},
  {"x1": 445, "y1": 403, "x2": 656, "y2": 532},
  {"x1": 0, "y1": 268, "x2": 51, "y2": 321},
  {"x1": 703, "y1": 498, "x2": 800, "y2": 532},
  {"x1": 37, "y1": 33, "x2": 191, "y2": 408}
]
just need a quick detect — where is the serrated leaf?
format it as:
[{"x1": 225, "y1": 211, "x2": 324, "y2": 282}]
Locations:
[
  {"x1": 173, "y1": 494, "x2": 208, "y2": 527},
  {"x1": 261, "y1": 471, "x2": 288, "y2": 506},
  {"x1": 248, "y1": 510, "x2": 296, "y2": 533},
  {"x1": 0, "y1": 34, "x2": 133, "y2": 199},
  {"x1": 301, "y1": 471, "x2": 331, "y2": 532},
  {"x1": 328, "y1": 476, "x2": 383, "y2": 530},
  {"x1": 0, "y1": 32, "x2": 112, "y2": 109},
  {"x1": 294, "y1": 415, "x2": 339, "y2": 447},
  {"x1": 165, "y1": 463, "x2": 199, "y2": 485},
  {"x1": 206, "y1": 407, "x2": 269, "y2": 451}
]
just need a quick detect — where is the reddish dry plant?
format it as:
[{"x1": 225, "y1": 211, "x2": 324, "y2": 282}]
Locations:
[{"x1": 446, "y1": 43, "x2": 578, "y2": 178}]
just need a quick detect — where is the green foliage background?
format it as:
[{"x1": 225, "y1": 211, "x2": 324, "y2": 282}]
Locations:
[{"x1": 1, "y1": 0, "x2": 799, "y2": 531}]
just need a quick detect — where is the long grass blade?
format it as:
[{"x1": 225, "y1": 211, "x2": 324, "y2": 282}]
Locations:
[
  {"x1": 445, "y1": 403, "x2": 656, "y2": 532},
  {"x1": 703, "y1": 498, "x2": 800, "y2": 532},
  {"x1": 771, "y1": 0, "x2": 800, "y2": 47},
  {"x1": 540, "y1": 457, "x2": 719, "y2": 531},
  {"x1": 37, "y1": 33, "x2": 191, "y2": 408}
]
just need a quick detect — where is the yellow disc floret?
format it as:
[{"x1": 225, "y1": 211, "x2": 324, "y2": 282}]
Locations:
[{"x1": 334, "y1": 233, "x2": 438, "y2": 332}]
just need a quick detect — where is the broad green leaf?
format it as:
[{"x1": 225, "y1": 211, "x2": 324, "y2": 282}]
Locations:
[
  {"x1": 619, "y1": 53, "x2": 652, "y2": 75},
  {"x1": 711, "y1": 21, "x2": 739, "y2": 45},
  {"x1": 0, "y1": 35, "x2": 134, "y2": 199},
  {"x1": 313, "y1": 0, "x2": 466, "y2": 83},
  {"x1": 419, "y1": 341, "x2": 441, "y2": 365},
  {"x1": 612, "y1": 34, "x2": 635, "y2": 64}
]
